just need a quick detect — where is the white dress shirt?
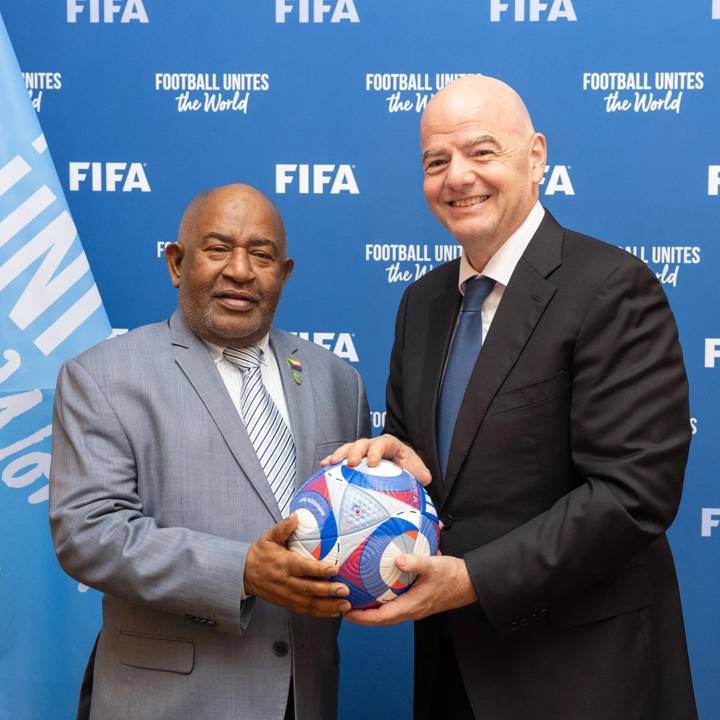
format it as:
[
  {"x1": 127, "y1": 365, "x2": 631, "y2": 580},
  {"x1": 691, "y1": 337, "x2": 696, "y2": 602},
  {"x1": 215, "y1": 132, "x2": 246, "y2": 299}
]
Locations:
[
  {"x1": 204, "y1": 334, "x2": 293, "y2": 433},
  {"x1": 457, "y1": 201, "x2": 545, "y2": 342}
]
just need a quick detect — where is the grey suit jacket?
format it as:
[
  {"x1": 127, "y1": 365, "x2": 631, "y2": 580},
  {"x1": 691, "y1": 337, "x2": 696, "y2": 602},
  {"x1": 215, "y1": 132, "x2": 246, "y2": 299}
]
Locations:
[{"x1": 49, "y1": 310, "x2": 370, "y2": 720}]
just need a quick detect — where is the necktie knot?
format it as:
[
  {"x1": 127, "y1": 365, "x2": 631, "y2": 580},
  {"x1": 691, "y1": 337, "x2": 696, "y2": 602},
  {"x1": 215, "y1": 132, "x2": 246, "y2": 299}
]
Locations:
[
  {"x1": 462, "y1": 276, "x2": 496, "y2": 312},
  {"x1": 223, "y1": 345, "x2": 262, "y2": 372}
]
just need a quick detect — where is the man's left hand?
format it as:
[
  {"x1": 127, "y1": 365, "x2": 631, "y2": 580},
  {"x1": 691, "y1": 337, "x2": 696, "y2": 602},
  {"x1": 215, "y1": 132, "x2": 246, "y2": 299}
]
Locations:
[{"x1": 344, "y1": 554, "x2": 477, "y2": 625}]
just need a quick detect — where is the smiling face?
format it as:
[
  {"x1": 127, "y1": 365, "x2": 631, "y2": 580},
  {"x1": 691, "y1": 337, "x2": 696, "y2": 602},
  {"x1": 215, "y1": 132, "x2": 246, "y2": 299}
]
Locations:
[
  {"x1": 420, "y1": 76, "x2": 547, "y2": 269},
  {"x1": 165, "y1": 184, "x2": 293, "y2": 348}
]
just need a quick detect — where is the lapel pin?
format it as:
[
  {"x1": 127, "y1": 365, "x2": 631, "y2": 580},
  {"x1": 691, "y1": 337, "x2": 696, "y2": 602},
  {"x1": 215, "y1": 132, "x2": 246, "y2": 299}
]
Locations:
[{"x1": 286, "y1": 357, "x2": 303, "y2": 385}]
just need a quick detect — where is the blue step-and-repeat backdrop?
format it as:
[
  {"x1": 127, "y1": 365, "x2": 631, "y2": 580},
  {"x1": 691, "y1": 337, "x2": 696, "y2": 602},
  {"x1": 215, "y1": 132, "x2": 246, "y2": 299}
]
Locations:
[{"x1": 1, "y1": 2, "x2": 718, "y2": 718}]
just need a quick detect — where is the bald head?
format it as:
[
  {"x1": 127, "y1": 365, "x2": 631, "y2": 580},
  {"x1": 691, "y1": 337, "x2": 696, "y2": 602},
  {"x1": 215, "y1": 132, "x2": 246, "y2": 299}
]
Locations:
[
  {"x1": 422, "y1": 75, "x2": 535, "y2": 144},
  {"x1": 419, "y1": 74, "x2": 547, "y2": 269},
  {"x1": 178, "y1": 183, "x2": 287, "y2": 256}
]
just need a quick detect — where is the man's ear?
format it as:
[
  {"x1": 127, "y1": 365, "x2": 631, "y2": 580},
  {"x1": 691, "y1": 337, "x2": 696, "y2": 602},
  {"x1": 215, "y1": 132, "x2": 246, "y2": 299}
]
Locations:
[
  {"x1": 164, "y1": 242, "x2": 185, "y2": 288},
  {"x1": 528, "y1": 132, "x2": 548, "y2": 185},
  {"x1": 282, "y1": 257, "x2": 294, "y2": 286}
]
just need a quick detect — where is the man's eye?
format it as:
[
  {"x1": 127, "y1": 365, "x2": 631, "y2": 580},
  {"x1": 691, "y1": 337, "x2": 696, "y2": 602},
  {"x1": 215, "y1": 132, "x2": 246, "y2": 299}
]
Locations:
[{"x1": 424, "y1": 159, "x2": 446, "y2": 171}]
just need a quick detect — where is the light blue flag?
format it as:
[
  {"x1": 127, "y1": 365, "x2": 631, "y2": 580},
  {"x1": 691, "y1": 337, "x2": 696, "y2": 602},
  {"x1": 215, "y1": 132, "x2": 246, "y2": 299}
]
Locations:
[{"x1": 0, "y1": 11, "x2": 110, "y2": 720}]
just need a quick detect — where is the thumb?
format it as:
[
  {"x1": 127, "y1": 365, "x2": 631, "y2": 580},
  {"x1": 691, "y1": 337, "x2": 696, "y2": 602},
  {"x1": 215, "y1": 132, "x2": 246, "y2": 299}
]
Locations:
[
  {"x1": 395, "y1": 554, "x2": 426, "y2": 574},
  {"x1": 267, "y1": 513, "x2": 298, "y2": 545}
]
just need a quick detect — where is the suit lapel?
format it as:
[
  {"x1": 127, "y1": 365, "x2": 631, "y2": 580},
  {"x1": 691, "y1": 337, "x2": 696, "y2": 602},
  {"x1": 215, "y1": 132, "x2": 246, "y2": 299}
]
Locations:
[
  {"x1": 169, "y1": 311, "x2": 283, "y2": 522},
  {"x1": 440, "y1": 212, "x2": 564, "y2": 504},
  {"x1": 418, "y1": 267, "x2": 462, "y2": 489},
  {"x1": 270, "y1": 329, "x2": 317, "y2": 486}
]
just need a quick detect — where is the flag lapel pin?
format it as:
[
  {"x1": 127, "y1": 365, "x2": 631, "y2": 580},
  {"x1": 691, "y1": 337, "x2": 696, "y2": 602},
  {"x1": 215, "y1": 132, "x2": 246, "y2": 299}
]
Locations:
[{"x1": 286, "y1": 357, "x2": 303, "y2": 385}]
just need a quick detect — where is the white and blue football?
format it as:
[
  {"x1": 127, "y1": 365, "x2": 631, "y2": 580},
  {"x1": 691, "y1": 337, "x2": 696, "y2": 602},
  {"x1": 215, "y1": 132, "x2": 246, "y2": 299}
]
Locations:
[{"x1": 288, "y1": 459, "x2": 440, "y2": 609}]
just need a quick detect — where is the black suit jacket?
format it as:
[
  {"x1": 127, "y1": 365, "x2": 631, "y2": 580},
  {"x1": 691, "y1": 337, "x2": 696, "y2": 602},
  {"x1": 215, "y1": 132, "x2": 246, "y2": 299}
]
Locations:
[{"x1": 385, "y1": 212, "x2": 697, "y2": 720}]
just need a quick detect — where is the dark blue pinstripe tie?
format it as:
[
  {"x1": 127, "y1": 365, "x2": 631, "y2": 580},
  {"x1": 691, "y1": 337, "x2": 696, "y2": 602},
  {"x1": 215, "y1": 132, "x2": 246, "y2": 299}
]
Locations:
[{"x1": 436, "y1": 276, "x2": 496, "y2": 479}]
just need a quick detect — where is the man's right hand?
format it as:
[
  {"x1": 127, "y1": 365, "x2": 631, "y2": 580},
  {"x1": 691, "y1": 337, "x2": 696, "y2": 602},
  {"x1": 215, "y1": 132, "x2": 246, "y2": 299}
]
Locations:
[
  {"x1": 321, "y1": 434, "x2": 432, "y2": 487},
  {"x1": 244, "y1": 514, "x2": 351, "y2": 618}
]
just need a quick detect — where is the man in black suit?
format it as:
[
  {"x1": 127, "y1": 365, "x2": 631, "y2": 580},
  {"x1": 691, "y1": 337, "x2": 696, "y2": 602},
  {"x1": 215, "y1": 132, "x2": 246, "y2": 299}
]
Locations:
[{"x1": 326, "y1": 75, "x2": 697, "y2": 719}]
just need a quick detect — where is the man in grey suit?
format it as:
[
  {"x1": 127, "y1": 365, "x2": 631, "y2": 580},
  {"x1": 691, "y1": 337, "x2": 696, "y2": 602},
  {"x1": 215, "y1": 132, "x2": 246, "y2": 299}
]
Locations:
[{"x1": 49, "y1": 183, "x2": 369, "y2": 720}]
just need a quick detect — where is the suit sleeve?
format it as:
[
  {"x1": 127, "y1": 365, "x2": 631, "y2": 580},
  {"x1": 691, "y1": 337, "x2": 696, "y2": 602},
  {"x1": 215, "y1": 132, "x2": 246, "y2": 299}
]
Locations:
[
  {"x1": 383, "y1": 286, "x2": 410, "y2": 443},
  {"x1": 49, "y1": 358, "x2": 249, "y2": 636},
  {"x1": 354, "y1": 367, "x2": 371, "y2": 440},
  {"x1": 464, "y1": 260, "x2": 691, "y2": 633}
]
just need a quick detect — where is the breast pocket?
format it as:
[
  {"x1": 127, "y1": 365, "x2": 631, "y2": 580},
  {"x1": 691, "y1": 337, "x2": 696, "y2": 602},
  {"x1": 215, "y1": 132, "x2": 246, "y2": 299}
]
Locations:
[
  {"x1": 118, "y1": 631, "x2": 194, "y2": 674},
  {"x1": 490, "y1": 370, "x2": 569, "y2": 415}
]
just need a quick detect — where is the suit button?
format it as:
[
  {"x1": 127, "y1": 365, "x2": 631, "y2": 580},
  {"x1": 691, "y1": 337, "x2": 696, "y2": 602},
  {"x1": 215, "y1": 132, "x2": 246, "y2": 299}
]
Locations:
[
  {"x1": 441, "y1": 514, "x2": 455, "y2": 529},
  {"x1": 510, "y1": 620, "x2": 519, "y2": 632},
  {"x1": 539, "y1": 608, "x2": 548, "y2": 617},
  {"x1": 273, "y1": 641, "x2": 289, "y2": 657}
]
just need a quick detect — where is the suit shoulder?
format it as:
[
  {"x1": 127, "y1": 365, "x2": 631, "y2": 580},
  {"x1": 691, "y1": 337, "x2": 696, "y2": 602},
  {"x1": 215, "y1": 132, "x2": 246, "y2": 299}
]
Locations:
[
  {"x1": 561, "y1": 227, "x2": 648, "y2": 275},
  {"x1": 67, "y1": 320, "x2": 170, "y2": 371},
  {"x1": 405, "y1": 258, "x2": 460, "y2": 298},
  {"x1": 553, "y1": 227, "x2": 666, "y2": 315},
  {"x1": 273, "y1": 329, "x2": 361, "y2": 382}
]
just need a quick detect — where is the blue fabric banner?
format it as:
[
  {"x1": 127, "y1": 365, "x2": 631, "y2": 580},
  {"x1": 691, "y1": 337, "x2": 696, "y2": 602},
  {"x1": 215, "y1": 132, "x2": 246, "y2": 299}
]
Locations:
[{"x1": 0, "y1": 11, "x2": 109, "y2": 719}]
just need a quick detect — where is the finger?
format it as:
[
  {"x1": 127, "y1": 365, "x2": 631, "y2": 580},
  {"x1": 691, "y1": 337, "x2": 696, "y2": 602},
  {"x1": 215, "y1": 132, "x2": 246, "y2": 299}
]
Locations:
[
  {"x1": 344, "y1": 603, "x2": 404, "y2": 626},
  {"x1": 286, "y1": 552, "x2": 339, "y2": 578},
  {"x1": 324, "y1": 439, "x2": 371, "y2": 466},
  {"x1": 407, "y1": 460, "x2": 432, "y2": 487},
  {"x1": 346, "y1": 442, "x2": 370, "y2": 467},
  {"x1": 294, "y1": 577, "x2": 349, "y2": 598},
  {"x1": 364, "y1": 436, "x2": 398, "y2": 467},
  {"x1": 358, "y1": 589, "x2": 422, "y2": 624},
  {"x1": 367, "y1": 436, "x2": 432, "y2": 487},
  {"x1": 321, "y1": 441, "x2": 354, "y2": 466},
  {"x1": 266, "y1": 513, "x2": 298, "y2": 544},
  {"x1": 306, "y1": 598, "x2": 353, "y2": 617},
  {"x1": 396, "y1": 448, "x2": 432, "y2": 486},
  {"x1": 278, "y1": 591, "x2": 351, "y2": 618}
]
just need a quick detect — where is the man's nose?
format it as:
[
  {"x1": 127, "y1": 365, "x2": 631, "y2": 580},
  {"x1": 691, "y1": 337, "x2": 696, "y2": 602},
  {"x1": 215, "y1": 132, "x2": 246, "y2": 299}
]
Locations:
[
  {"x1": 445, "y1": 154, "x2": 474, "y2": 190},
  {"x1": 222, "y1": 248, "x2": 255, "y2": 282}
]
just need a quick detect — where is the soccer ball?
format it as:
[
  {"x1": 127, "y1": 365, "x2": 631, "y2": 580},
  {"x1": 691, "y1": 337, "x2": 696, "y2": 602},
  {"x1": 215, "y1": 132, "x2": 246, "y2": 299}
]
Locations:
[{"x1": 288, "y1": 458, "x2": 440, "y2": 609}]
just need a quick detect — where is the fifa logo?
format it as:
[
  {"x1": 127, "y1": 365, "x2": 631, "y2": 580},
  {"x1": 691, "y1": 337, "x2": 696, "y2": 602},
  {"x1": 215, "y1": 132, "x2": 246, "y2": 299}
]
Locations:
[
  {"x1": 275, "y1": 0, "x2": 359, "y2": 23},
  {"x1": 275, "y1": 164, "x2": 359, "y2": 194},
  {"x1": 702, "y1": 509, "x2": 720, "y2": 537},
  {"x1": 490, "y1": 0, "x2": 577, "y2": 22},
  {"x1": 290, "y1": 332, "x2": 359, "y2": 362},
  {"x1": 708, "y1": 165, "x2": 720, "y2": 195},
  {"x1": 704, "y1": 339, "x2": 720, "y2": 368},
  {"x1": 540, "y1": 165, "x2": 575, "y2": 196},
  {"x1": 66, "y1": 0, "x2": 149, "y2": 23},
  {"x1": 69, "y1": 162, "x2": 151, "y2": 192}
]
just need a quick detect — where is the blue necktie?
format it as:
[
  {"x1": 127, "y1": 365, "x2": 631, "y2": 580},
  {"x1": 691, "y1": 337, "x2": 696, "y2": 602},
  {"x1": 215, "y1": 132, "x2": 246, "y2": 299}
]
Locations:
[{"x1": 436, "y1": 276, "x2": 496, "y2": 479}]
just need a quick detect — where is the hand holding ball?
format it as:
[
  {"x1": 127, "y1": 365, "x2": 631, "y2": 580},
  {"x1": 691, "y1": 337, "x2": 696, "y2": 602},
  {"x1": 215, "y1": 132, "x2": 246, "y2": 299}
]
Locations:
[{"x1": 288, "y1": 459, "x2": 440, "y2": 608}]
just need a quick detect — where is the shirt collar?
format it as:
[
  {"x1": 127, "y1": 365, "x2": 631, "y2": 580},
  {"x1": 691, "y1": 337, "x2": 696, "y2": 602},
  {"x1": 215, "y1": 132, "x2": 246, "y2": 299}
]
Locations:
[
  {"x1": 458, "y1": 201, "x2": 545, "y2": 293},
  {"x1": 204, "y1": 334, "x2": 271, "y2": 366}
]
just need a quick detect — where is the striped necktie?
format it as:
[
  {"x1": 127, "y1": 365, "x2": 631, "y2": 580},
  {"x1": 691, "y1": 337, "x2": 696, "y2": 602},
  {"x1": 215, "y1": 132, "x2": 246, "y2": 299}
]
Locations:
[
  {"x1": 436, "y1": 275, "x2": 496, "y2": 480},
  {"x1": 223, "y1": 346, "x2": 296, "y2": 517}
]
